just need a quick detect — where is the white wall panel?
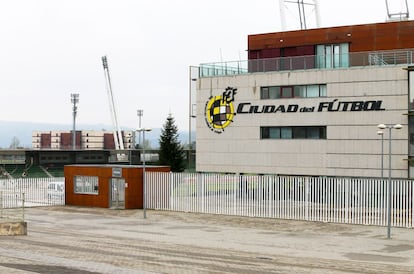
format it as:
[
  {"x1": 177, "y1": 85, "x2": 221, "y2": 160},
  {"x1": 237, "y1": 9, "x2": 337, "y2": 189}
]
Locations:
[{"x1": 197, "y1": 66, "x2": 409, "y2": 177}]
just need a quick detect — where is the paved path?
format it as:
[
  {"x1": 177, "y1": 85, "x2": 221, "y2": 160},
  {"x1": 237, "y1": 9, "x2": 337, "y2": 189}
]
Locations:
[{"x1": 0, "y1": 206, "x2": 414, "y2": 273}]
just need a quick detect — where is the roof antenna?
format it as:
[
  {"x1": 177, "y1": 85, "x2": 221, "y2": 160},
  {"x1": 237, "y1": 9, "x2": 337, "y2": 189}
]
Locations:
[
  {"x1": 279, "y1": 0, "x2": 320, "y2": 30},
  {"x1": 385, "y1": 0, "x2": 409, "y2": 21}
]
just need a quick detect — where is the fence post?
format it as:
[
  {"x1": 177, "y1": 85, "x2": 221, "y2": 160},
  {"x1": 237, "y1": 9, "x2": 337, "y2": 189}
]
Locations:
[
  {"x1": 186, "y1": 173, "x2": 189, "y2": 213},
  {"x1": 412, "y1": 180, "x2": 414, "y2": 228},
  {"x1": 169, "y1": 172, "x2": 173, "y2": 211},
  {"x1": 0, "y1": 191, "x2": 2, "y2": 218},
  {"x1": 345, "y1": 178, "x2": 349, "y2": 223},
  {"x1": 305, "y1": 177, "x2": 309, "y2": 221},
  {"x1": 200, "y1": 173, "x2": 205, "y2": 213},
  {"x1": 233, "y1": 175, "x2": 237, "y2": 216},
  {"x1": 22, "y1": 192, "x2": 25, "y2": 221}
]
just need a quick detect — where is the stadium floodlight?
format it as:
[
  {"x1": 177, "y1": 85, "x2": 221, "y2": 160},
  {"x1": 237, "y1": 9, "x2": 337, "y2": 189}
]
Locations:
[{"x1": 71, "y1": 93, "x2": 79, "y2": 150}]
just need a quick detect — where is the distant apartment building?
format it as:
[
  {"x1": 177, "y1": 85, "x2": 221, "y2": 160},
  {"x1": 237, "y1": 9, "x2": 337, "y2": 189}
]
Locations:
[{"x1": 32, "y1": 130, "x2": 135, "y2": 150}]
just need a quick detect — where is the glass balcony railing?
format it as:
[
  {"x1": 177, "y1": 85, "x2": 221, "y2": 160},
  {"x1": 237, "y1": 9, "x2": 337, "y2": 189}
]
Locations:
[{"x1": 199, "y1": 49, "x2": 414, "y2": 78}]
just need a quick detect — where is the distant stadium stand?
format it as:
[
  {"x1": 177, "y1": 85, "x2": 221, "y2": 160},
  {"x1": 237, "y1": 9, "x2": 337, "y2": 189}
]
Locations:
[
  {"x1": 26, "y1": 165, "x2": 50, "y2": 178},
  {"x1": 4, "y1": 164, "x2": 26, "y2": 178},
  {"x1": 43, "y1": 165, "x2": 64, "y2": 177}
]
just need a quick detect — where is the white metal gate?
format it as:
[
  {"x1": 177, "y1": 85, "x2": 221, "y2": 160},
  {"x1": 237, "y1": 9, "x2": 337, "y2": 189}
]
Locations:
[
  {"x1": 0, "y1": 178, "x2": 65, "y2": 208},
  {"x1": 145, "y1": 173, "x2": 414, "y2": 228}
]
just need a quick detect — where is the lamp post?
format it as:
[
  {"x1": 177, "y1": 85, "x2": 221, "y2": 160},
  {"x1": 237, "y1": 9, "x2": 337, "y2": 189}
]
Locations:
[
  {"x1": 136, "y1": 127, "x2": 152, "y2": 219},
  {"x1": 377, "y1": 123, "x2": 403, "y2": 239},
  {"x1": 188, "y1": 66, "x2": 197, "y2": 170},
  {"x1": 137, "y1": 109, "x2": 143, "y2": 147},
  {"x1": 377, "y1": 130, "x2": 384, "y2": 177},
  {"x1": 70, "y1": 93, "x2": 79, "y2": 150}
]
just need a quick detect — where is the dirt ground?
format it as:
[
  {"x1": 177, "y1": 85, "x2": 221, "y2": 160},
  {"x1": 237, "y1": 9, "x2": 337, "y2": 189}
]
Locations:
[{"x1": 0, "y1": 206, "x2": 414, "y2": 273}]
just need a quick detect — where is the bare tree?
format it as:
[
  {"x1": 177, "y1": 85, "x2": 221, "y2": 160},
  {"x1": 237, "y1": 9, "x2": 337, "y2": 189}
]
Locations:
[{"x1": 9, "y1": 136, "x2": 21, "y2": 149}]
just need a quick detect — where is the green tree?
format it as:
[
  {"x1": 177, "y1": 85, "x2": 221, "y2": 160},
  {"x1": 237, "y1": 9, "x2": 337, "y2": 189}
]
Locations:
[{"x1": 158, "y1": 114, "x2": 185, "y2": 172}]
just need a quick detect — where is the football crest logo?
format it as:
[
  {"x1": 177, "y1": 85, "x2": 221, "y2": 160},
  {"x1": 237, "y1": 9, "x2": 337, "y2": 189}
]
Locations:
[{"x1": 205, "y1": 87, "x2": 237, "y2": 134}]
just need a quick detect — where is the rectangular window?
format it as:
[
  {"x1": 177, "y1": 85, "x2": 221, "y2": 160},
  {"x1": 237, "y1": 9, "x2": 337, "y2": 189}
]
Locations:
[
  {"x1": 281, "y1": 86, "x2": 293, "y2": 98},
  {"x1": 316, "y1": 43, "x2": 349, "y2": 68},
  {"x1": 294, "y1": 86, "x2": 306, "y2": 98},
  {"x1": 307, "y1": 127, "x2": 325, "y2": 139},
  {"x1": 409, "y1": 69, "x2": 414, "y2": 110},
  {"x1": 269, "y1": 86, "x2": 280, "y2": 99},
  {"x1": 340, "y1": 43, "x2": 349, "y2": 67},
  {"x1": 261, "y1": 87, "x2": 269, "y2": 99},
  {"x1": 293, "y1": 127, "x2": 306, "y2": 138},
  {"x1": 261, "y1": 127, "x2": 269, "y2": 138},
  {"x1": 261, "y1": 126, "x2": 327, "y2": 140},
  {"x1": 269, "y1": 127, "x2": 281, "y2": 138},
  {"x1": 409, "y1": 115, "x2": 414, "y2": 156},
  {"x1": 74, "y1": 176, "x2": 99, "y2": 194},
  {"x1": 281, "y1": 127, "x2": 292, "y2": 139},
  {"x1": 319, "y1": 85, "x2": 327, "y2": 97},
  {"x1": 306, "y1": 85, "x2": 320, "y2": 97},
  {"x1": 261, "y1": 84, "x2": 326, "y2": 99}
]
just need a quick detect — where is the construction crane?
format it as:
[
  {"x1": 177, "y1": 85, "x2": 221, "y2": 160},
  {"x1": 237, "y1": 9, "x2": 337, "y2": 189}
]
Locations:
[{"x1": 102, "y1": 55, "x2": 125, "y2": 151}]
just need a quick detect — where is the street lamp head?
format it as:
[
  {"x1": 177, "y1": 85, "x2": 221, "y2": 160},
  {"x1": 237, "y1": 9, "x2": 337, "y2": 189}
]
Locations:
[
  {"x1": 377, "y1": 124, "x2": 386, "y2": 129},
  {"x1": 393, "y1": 124, "x2": 403, "y2": 130},
  {"x1": 70, "y1": 93, "x2": 79, "y2": 104},
  {"x1": 377, "y1": 130, "x2": 384, "y2": 135}
]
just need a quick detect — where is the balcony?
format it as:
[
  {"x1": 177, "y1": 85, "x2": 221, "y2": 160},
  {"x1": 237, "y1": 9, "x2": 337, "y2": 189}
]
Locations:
[{"x1": 199, "y1": 49, "x2": 414, "y2": 78}]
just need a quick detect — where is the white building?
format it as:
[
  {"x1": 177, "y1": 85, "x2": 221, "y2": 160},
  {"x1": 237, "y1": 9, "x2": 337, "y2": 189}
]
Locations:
[{"x1": 196, "y1": 20, "x2": 414, "y2": 178}]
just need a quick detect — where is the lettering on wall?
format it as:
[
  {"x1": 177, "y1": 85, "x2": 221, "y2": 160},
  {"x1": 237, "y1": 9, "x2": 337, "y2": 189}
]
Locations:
[
  {"x1": 204, "y1": 87, "x2": 386, "y2": 133},
  {"x1": 237, "y1": 100, "x2": 385, "y2": 114}
]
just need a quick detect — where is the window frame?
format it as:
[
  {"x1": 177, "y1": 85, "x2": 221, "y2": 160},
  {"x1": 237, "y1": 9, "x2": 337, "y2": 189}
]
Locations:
[
  {"x1": 261, "y1": 84, "x2": 327, "y2": 99},
  {"x1": 316, "y1": 43, "x2": 349, "y2": 68},
  {"x1": 261, "y1": 126, "x2": 327, "y2": 140},
  {"x1": 74, "y1": 175, "x2": 99, "y2": 195}
]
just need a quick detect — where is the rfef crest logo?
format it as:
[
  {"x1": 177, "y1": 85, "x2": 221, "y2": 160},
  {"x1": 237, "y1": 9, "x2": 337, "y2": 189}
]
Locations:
[{"x1": 204, "y1": 87, "x2": 237, "y2": 134}]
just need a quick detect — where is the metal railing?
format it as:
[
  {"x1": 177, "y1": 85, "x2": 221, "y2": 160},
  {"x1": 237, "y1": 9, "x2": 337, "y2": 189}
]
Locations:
[
  {"x1": 199, "y1": 49, "x2": 414, "y2": 77},
  {"x1": 0, "y1": 177, "x2": 65, "y2": 208},
  {"x1": 145, "y1": 172, "x2": 414, "y2": 228}
]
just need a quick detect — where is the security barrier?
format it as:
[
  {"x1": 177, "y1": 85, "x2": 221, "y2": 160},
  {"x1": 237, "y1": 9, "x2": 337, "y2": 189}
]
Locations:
[{"x1": 146, "y1": 173, "x2": 414, "y2": 228}]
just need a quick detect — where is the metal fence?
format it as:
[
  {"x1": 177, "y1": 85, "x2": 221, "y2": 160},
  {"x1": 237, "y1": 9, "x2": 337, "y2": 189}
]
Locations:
[
  {"x1": 146, "y1": 173, "x2": 414, "y2": 228},
  {"x1": 2, "y1": 175, "x2": 413, "y2": 228},
  {"x1": 0, "y1": 178, "x2": 65, "y2": 212}
]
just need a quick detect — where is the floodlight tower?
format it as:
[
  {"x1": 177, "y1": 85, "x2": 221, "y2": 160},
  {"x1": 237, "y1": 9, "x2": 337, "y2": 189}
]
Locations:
[
  {"x1": 102, "y1": 55, "x2": 124, "y2": 151},
  {"x1": 279, "y1": 0, "x2": 321, "y2": 30},
  {"x1": 70, "y1": 93, "x2": 79, "y2": 150},
  {"x1": 137, "y1": 109, "x2": 143, "y2": 147}
]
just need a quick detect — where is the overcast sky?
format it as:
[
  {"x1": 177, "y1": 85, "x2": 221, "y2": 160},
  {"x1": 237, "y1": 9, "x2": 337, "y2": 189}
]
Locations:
[{"x1": 0, "y1": 0, "x2": 411, "y2": 133}]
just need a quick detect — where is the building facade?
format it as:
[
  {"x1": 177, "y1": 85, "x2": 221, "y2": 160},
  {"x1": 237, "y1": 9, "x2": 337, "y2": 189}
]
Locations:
[
  {"x1": 32, "y1": 130, "x2": 135, "y2": 150},
  {"x1": 196, "y1": 20, "x2": 414, "y2": 178}
]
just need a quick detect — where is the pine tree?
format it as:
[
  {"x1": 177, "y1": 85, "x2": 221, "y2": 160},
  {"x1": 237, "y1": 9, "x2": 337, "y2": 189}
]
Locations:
[{"x1": 158, "y1": 114, "x2": 186, "y2": 172}]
